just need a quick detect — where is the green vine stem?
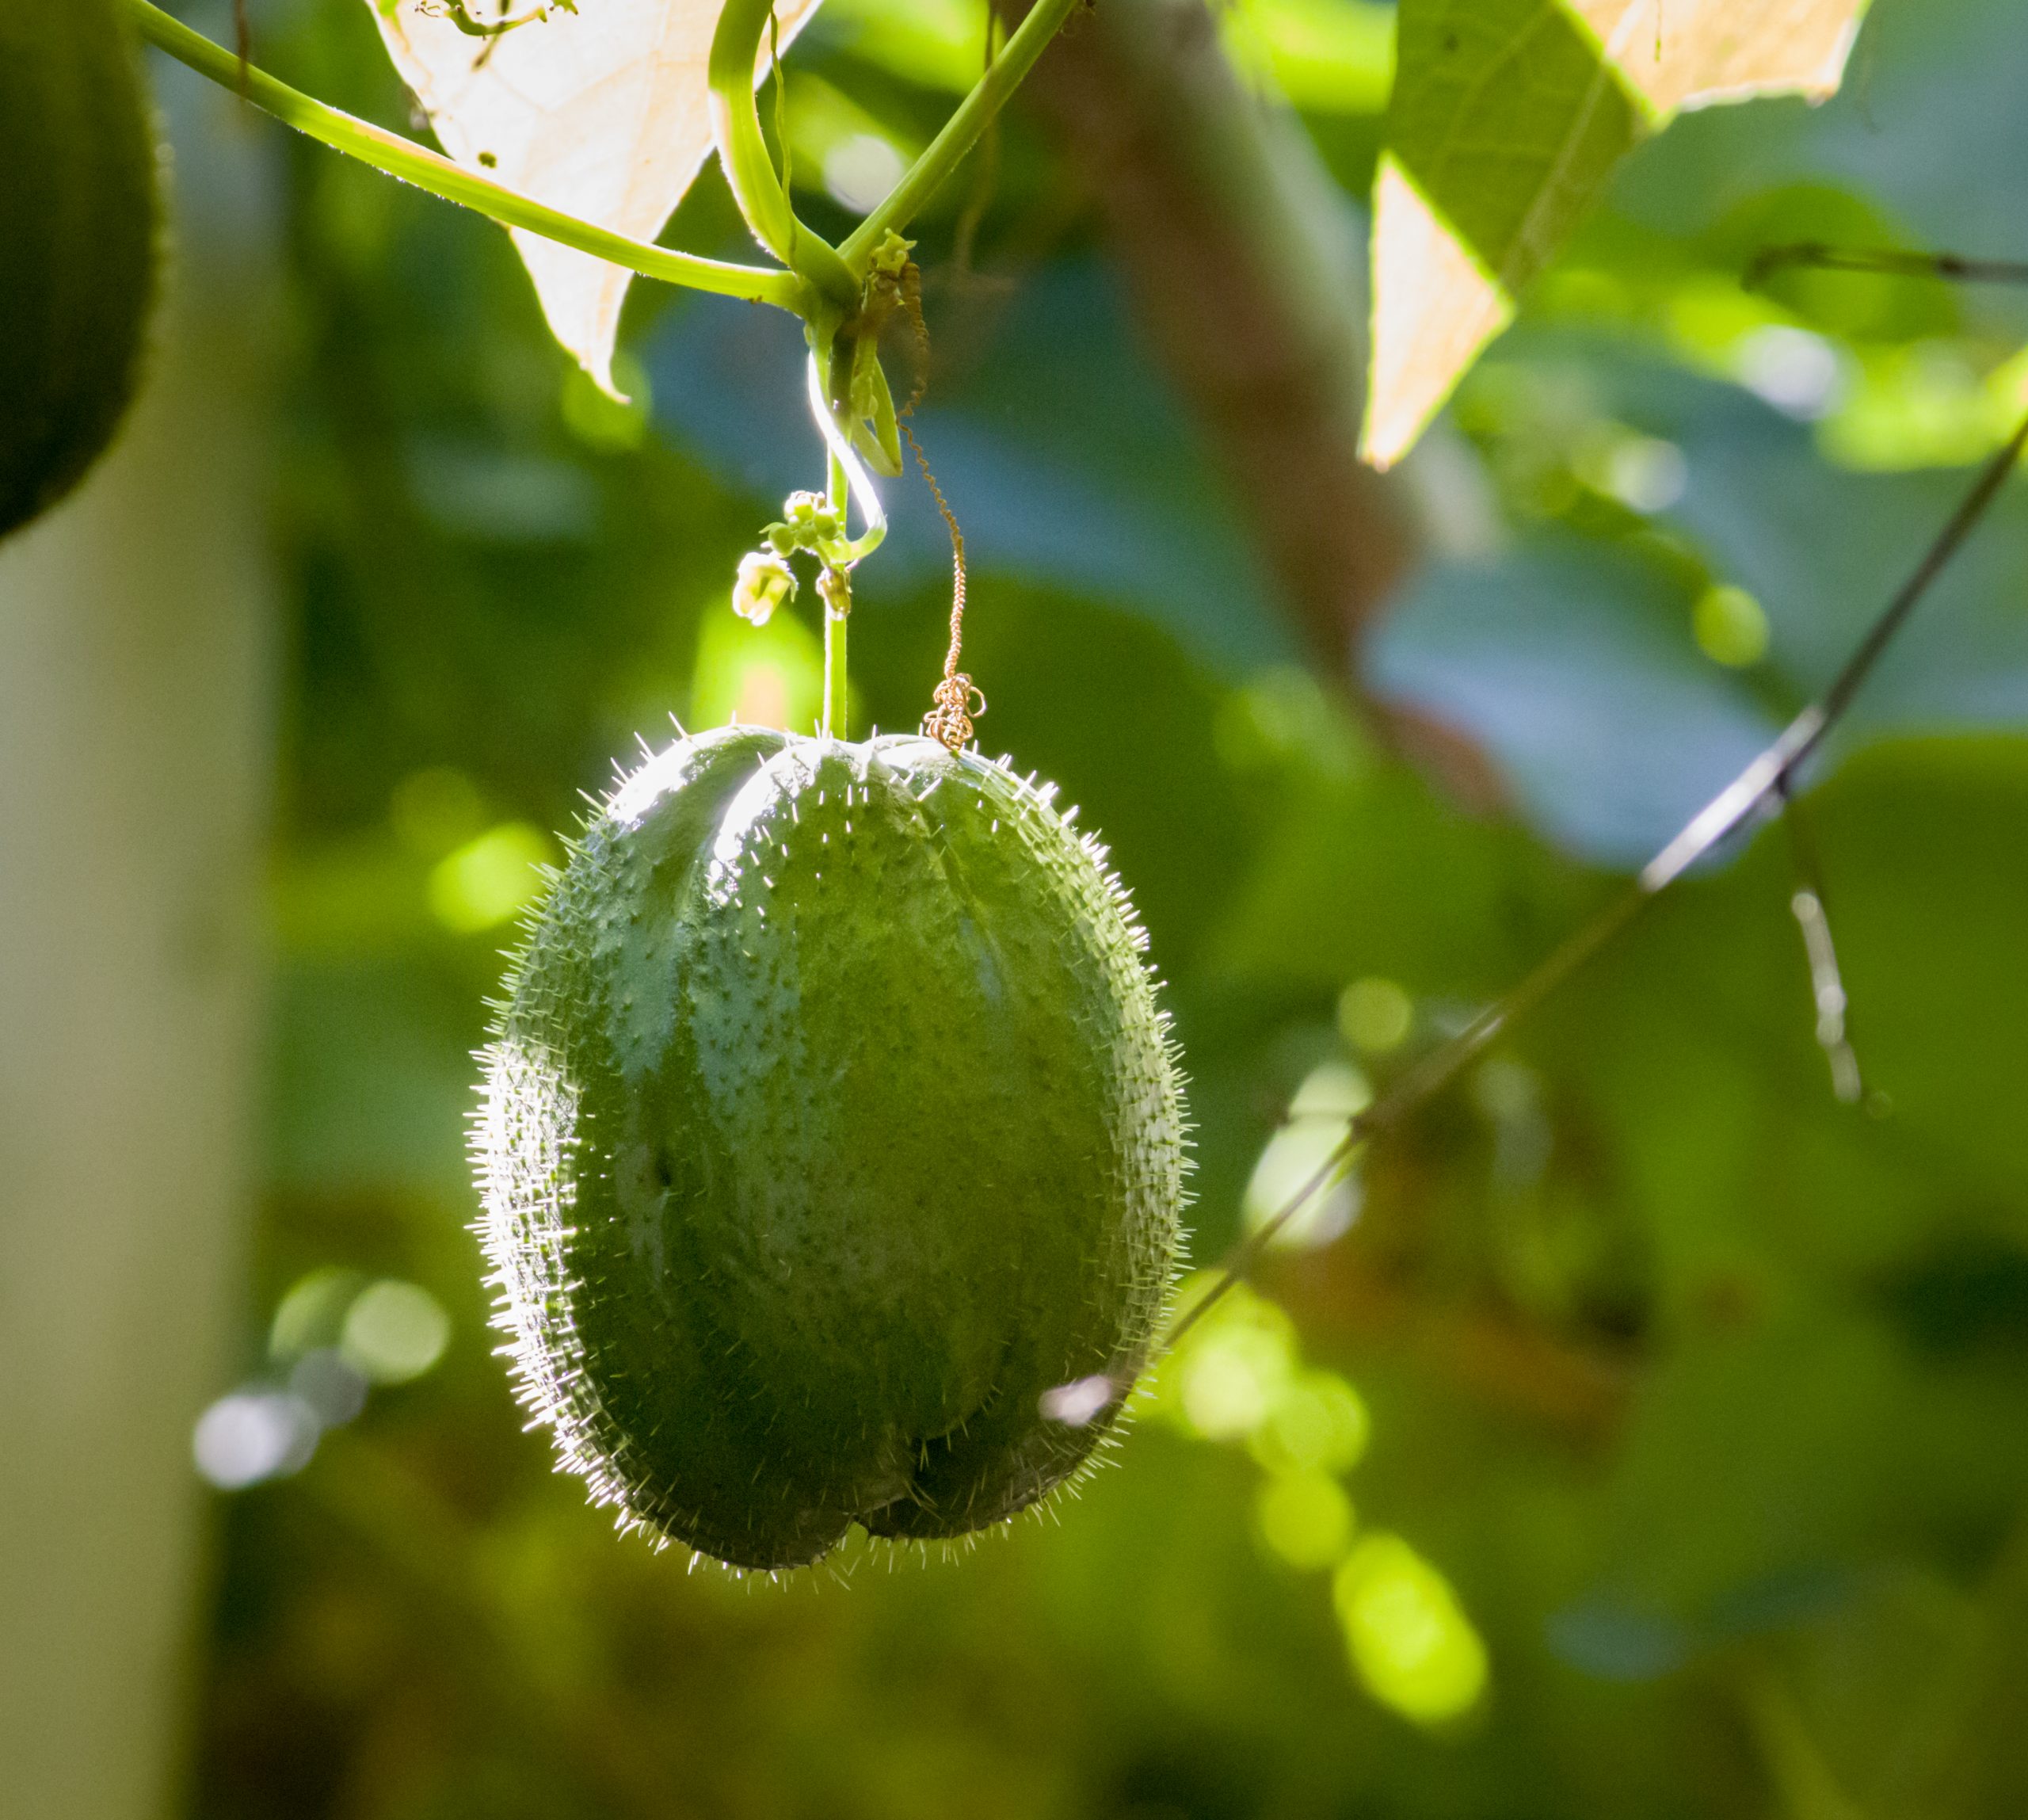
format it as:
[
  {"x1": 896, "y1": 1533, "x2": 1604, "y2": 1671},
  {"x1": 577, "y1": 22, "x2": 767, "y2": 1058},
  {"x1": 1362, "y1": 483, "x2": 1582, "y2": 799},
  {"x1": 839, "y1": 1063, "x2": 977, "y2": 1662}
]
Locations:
[
  {"x1": 800, "y1": 355, "x2": 887, "y2": 563},
  {"x1": 139, "y1": 0, "x2": 1084, "y2": 742},
  {"x1": 822, "y1": 432, "x2": 849, "y2": 742},
  {"x1": 807, "y1": 349, "x2": 879, "y2": 740},
  {"x1": 707, "y1": 0, "x2": 854, "y2": 310},
  {"x1": 129, "y1": 0, "x2": 807, "y2": 311},
  {"x1": 821, "y1": 578, "x2": 848, "y2": 740},
  {"x1": 134, "y1": 0, "x2": 1083, "y2": 315},
  {"x1": 839, "y1": 0, "x2": 1083, "y2": 276}
]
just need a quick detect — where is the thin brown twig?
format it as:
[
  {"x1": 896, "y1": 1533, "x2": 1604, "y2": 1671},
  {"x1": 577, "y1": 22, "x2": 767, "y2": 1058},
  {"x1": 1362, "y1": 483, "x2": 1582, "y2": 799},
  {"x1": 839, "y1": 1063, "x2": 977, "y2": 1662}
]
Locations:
[
  {"x1": 1744, "y1": 243, "x2": 2028, "y2": 292},
  {"x1": 894, "y1": 269, "x2": 983, "y2": 751},
  {"x1": 906, "y1": 421, "x2": 978, "y2": 750},
  {"x1": 1052, "y1": 404, "x2": 2028, "y2": 1417}
]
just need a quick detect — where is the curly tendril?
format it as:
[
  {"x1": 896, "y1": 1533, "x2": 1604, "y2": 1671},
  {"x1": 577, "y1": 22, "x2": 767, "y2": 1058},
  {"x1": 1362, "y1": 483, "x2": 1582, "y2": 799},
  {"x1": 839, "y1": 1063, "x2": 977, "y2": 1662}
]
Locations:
[{"x1": 890, "y1": 262, "x2": 982, "y2": 753}]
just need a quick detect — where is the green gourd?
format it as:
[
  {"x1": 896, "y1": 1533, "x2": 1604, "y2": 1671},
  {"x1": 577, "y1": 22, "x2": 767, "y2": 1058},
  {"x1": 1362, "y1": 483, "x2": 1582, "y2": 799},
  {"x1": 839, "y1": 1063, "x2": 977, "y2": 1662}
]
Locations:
[
  {"x1": 0, "y1": 0, "x2": 160, "y2": 540},
  {"x1": 477, "y1": 728, "x2": 1186, "y2": 1570}
]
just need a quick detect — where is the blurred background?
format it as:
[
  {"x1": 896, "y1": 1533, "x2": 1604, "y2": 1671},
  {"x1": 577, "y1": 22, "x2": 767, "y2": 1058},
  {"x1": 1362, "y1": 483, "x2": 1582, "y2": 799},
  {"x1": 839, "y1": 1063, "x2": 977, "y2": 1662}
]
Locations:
[{"x1": 7, "y1": 0, "x2": 2028, "y2": 1814}]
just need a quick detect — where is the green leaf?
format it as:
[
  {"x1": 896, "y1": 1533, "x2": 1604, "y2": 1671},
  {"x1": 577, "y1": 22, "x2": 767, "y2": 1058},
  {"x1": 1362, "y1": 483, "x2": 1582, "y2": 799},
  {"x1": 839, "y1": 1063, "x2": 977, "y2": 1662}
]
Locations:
[{"x1": 1363, "y1": 0, "x2": 1872, "y2": 468}]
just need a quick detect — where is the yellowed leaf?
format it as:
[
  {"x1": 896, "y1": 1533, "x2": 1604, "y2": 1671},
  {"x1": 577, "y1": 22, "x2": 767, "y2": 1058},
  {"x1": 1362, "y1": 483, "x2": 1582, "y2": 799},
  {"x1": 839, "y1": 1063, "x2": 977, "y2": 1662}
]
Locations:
[
  {"x1": 1567, "y1": 0, "x2": 1866, "y2": 113},
  {"x1": 1364, "y1": 156, "x2": 1511, "y2": 471},
  {"x1": 370, "y1": 0, "x2": 822, "y2": 391},
  {"x1": 1363, "y1": 0, "x2": 1870, "y2": 470}
]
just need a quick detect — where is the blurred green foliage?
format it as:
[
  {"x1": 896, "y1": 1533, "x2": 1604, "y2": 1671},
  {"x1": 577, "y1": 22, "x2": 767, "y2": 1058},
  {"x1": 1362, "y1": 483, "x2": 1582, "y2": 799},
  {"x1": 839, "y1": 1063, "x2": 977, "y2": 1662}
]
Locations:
[{"x1": 184, "y1": 0, "x2": 2028, "y2": 1814}]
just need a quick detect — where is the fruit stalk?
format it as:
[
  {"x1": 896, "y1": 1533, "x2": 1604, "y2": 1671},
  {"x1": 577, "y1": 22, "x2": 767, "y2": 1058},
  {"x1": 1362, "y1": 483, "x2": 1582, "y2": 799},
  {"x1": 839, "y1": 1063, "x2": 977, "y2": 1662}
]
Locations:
[
  {"x1": 822, "y1": 586, "x2": 848, "y2": 741},
  {"x1": 820, "y1": 340, "x2": 850, "y2": 739}
]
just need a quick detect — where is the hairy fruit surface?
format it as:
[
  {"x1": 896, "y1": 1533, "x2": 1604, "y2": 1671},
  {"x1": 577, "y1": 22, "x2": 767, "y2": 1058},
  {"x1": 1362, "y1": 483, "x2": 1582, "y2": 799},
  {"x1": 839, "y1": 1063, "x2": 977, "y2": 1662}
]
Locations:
[
  {"x1": 478, "y1": 730, "x2": 1186, "y2": 1570},
  {"x1": 0, "y1": 0, "x2": 160, "y2": 540}
]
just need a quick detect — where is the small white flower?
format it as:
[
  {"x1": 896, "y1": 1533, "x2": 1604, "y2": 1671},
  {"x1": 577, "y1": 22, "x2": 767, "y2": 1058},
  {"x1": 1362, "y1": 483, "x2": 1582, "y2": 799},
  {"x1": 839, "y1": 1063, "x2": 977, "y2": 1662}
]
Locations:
[{"x1": 733, "y1": 551, "x2": 796, "y2": 625}]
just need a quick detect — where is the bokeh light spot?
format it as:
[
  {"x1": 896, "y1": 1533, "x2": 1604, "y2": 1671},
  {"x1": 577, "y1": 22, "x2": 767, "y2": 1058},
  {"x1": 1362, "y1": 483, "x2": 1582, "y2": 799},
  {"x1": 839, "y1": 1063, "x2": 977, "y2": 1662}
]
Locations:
[
  {"x1": 1334, "y1": 1535, "x2": 1489, "y2": 1723},
  {"x1": 1592, "y1": 433, "x2": 1687, "y2": 513},
  {"x1": 1179, "y1": 1326, "x2": 1294, "y2": 1438},
  {"x1": 289, "y1": 1347, "x2": 370, "y2": 1428},
  {"x1": 1470, "y1": 1056, "x2": 1540, "y2": 1123},
  {"x1": 428, "y1": 822, "x2": 551, "y2": 933},
  {"x1": 341, "y1": 1280, "x2": 452, "y2": 1386},
  {"x1": 193, "y1": 1391, "x2": 319, "y2": 1490},
  {"x1": 1157, "y1": 1283, "x2": 1298, "y2": 1440},
  {"x1": 1735, "y1": 323, "x2": 1844, "y2": 420},
  {"x1": 1256, "y1": 1471, "x2": 1355, "y2": 1571},
  {"x1": 390, "y1": 766, "x2": 486, "y2": 859},
  {"x1": 269, "y1": 1266, "x2": 367, "y2": 1361},
  {"x1": 1251, "y1": 1369, "x2": 1371, "y2": 1477},
  {"x1": 1289, "y1": 1059, "x2": 1370, "y2": 1121},
  {"x1": 1245, "y1": 1061, "x2": 1370, "y2": 1251},
  {"x1": 824, "y1": 133, "x2": 908, "y2": 214},
  {"x1": 1693, "y1": 584, "x2": 1771, "y2": 669},
  {"x1": 1338, "y1": 976, "x2": 1413, "y2": 1054}
]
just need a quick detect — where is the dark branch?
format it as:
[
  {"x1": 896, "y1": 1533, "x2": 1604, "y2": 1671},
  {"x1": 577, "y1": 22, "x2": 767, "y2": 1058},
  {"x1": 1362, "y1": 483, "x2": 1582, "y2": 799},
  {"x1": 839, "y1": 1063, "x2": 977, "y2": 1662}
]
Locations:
[
  {"x1": 1745, "y1": 243, "x2": 2028, "y2": 292},
  {"x1": 1018, "y1": 0, "x2": 1421, "y2": 676},
  {"x1": 1053, "y1": 405, "x2": 2028, "y2": 1414}
]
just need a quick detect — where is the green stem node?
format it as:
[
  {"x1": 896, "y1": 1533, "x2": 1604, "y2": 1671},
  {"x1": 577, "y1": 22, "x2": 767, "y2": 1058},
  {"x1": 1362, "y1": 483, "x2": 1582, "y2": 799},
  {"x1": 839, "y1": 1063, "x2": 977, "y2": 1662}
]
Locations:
[{"x1": 839, "y1": 0, "x2": 1085, "y2": 275}]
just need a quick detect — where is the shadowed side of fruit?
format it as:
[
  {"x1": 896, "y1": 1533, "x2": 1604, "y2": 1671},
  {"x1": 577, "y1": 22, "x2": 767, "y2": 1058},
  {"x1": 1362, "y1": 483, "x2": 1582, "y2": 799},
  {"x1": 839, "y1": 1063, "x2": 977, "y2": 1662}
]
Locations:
[
  {"x1": 478, "y1": 727, "x2": 1186, "y2": 1570},
  {"x1": 0, "y1": 0, "x2": 161, "y2": 541}
]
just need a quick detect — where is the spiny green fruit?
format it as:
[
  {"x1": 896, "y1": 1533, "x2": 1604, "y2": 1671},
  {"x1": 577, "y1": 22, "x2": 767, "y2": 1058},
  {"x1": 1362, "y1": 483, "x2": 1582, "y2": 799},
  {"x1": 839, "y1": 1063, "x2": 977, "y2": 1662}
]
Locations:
[
  {"x1": 0, "y1": 0, "x2": 160, "y2": 540},
  {"x1": 476, "y1": 728, "x2": 1186, "y2": 1570}
]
